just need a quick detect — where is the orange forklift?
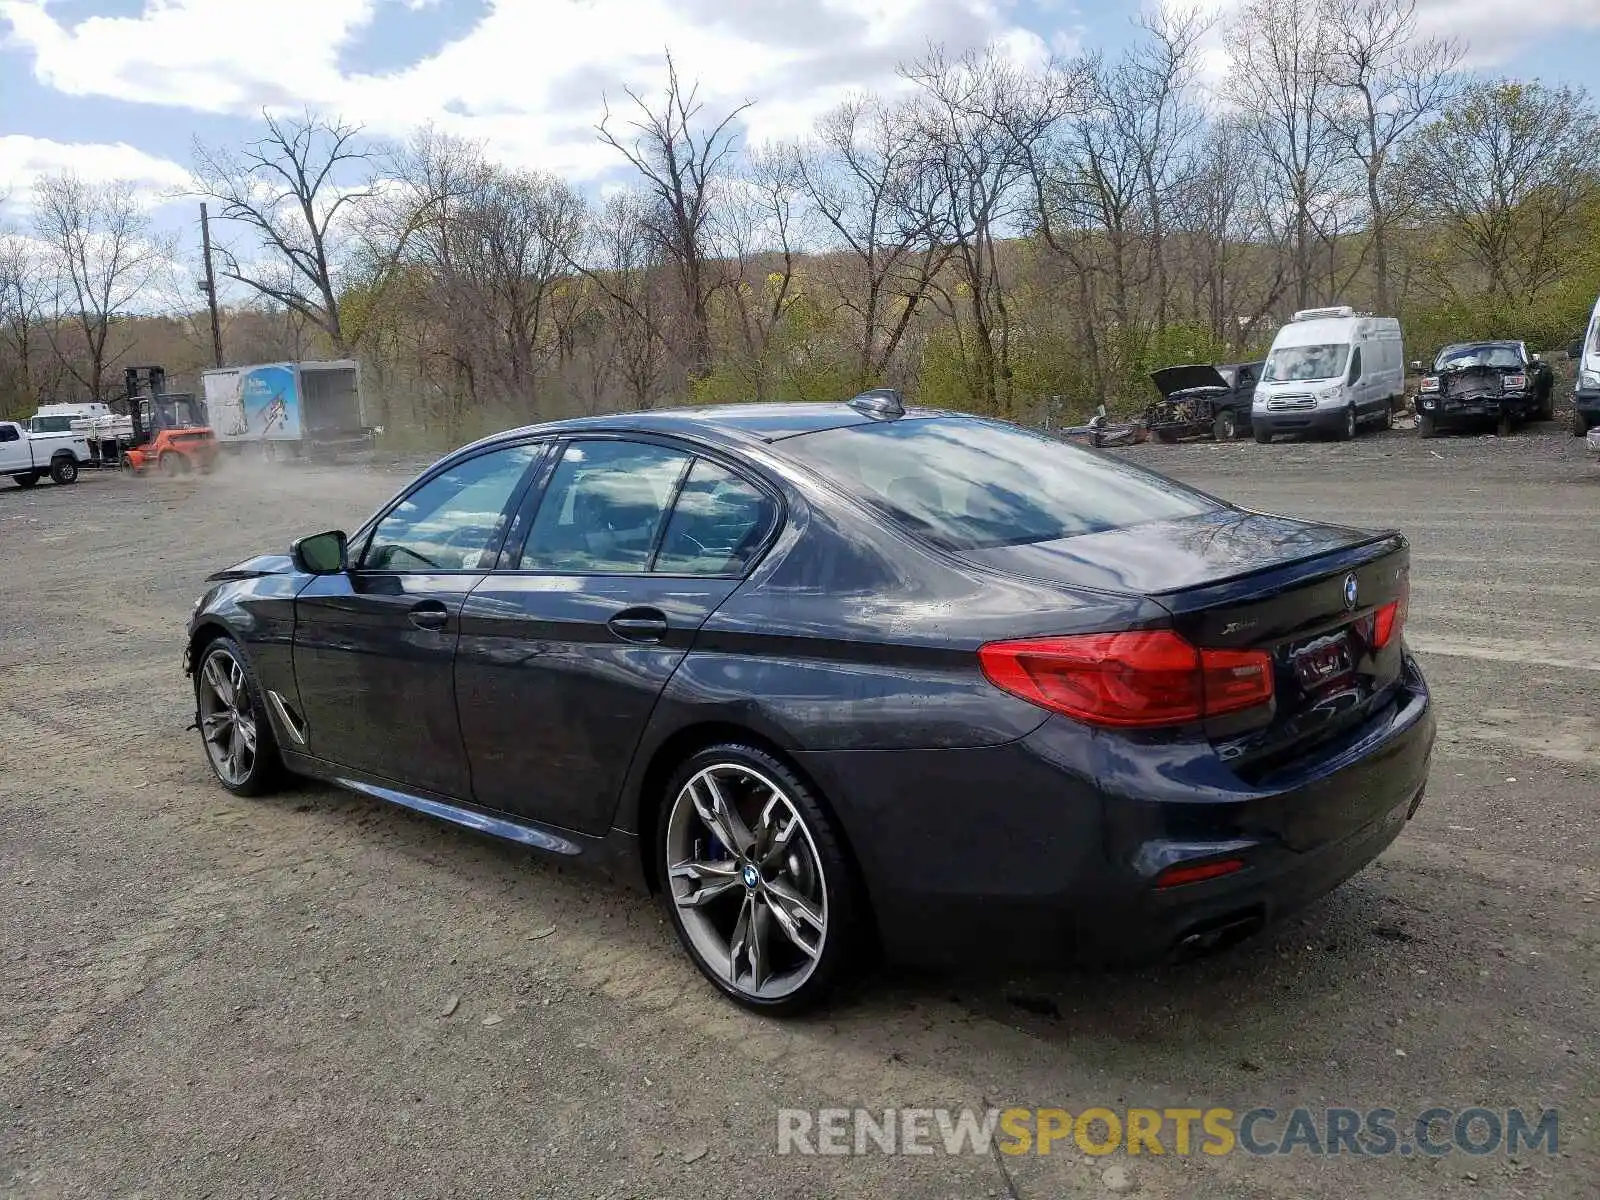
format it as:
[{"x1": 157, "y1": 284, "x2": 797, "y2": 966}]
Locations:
[{"x1": 117, "y1": 366, "x2": 220, "y2": 476}]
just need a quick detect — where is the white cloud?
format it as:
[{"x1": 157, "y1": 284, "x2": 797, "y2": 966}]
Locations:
[
  {"x1": 1416, "y1": 0, "x2": 1600, "y2": 66},
  {"x1": 0, "y1": 135, "x2": 192, "y2": 215},
  {"x1": 1175, "y1": 0, "x2": 1600, "y2": 91},
  {"x1": 0, "y1": 0, "x2": 1038, "y2": 179}
]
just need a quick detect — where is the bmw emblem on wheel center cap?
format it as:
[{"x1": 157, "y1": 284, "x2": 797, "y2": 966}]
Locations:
[
  {"x1": 741, "y1": 864, "x2": 760, "y2": 889},
  {"x1": 1343, "y1": 573, "x2": 1359, "y2": 611}
]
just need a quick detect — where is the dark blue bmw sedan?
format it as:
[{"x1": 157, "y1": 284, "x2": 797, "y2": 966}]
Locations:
[{"x1": 185, "y1": 393, "x2": 1434, "y2": 1014}]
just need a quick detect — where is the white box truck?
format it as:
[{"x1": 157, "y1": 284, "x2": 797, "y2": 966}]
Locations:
[
  {"x1": 1251, "y1": 307, "x2": 1405, "y2": 443},
  {"x1": 202, "y1": 360, "x2": 370, "y2": 461}
]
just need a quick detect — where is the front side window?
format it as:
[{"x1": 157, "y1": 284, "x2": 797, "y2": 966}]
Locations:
[
  {"x1": 1347, "y1": 347, "x2": 1363, "y2": 383},
  {"x1": 1264, "y1": 344, "x2": 1351, "y2": 383},
  {"x1": 0, "y1": 425, "x2": 18, "y2": 443},
  {"x1": 362, "y1": 443, "x2": 541, "y2": 572},
  {"x1": 782, "y1": 417, "x2": 1216, "y2": 551},
  {"x1": 654, "y1": 460, "x2": 776, "y2": 576},
  {"x1": 519, "y1": 440, "x2": 692, "y2": 573}
]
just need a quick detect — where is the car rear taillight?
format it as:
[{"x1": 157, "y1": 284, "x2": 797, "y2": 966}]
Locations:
[
  {"x1": 1419, "y1": 376, "x2": 1440, "y2": 393},
  {"x1": 977, "y1": 630, "x2": 1274, "y2": 729},
  {"x1": 1372, "y1": 578, "x2": 1409, "y2": 649},
  {"x1": 1504, "y1": 373, "x2": 1527, "y2": 390}
]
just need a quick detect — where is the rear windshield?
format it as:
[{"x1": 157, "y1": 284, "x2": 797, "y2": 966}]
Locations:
[{"x1": 782, "y1": 417, "x2": 1218, "y2": 551}]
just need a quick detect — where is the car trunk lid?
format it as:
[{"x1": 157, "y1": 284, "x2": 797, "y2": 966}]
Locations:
[{"x1": 961, "y1": 508, "x2": 1411, "y2": 807}]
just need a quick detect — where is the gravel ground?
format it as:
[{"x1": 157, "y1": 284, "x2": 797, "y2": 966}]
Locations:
[{"x1": 1, "y1": 417, "x2": 1596, "y2": 1199}]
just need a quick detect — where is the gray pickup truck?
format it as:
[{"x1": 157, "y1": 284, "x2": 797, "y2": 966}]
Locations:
[{"x1": 0, "y1": 420, "x2": 90, "y2": 487}]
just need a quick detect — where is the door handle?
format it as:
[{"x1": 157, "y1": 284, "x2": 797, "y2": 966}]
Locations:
[
  {"x1": 607, "y1": 607, "x2": 668, "y2": 644},
  {"x1": 409, "y1": 601, "x2": 449, "y2": 631}
]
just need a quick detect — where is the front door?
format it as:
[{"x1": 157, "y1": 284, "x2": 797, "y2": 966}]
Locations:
[
  {"x1": 0, "y1": 424, "x2": 29, "y2": 474},
  {"x1": 292, "y1": 441, "x2": 545, "y2": 797},
  {"x1": 457, "y1": 439, "x2": 779, "y2": 834}
]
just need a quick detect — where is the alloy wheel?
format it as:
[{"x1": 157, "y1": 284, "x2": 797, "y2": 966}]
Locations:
[
  {"x1": 198, "y1": 648, "x2": 258, "y2": 787},
  {"x1": 664, "y1": 763, "x2": 828, "y2": 1002}
]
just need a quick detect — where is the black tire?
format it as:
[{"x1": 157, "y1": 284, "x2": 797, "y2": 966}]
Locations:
[
  {"x1": 1575, "y1": 409, "x2": 1589, "y2": 438},
  {"x1": 1154, "y1": 429, "x2": 1178, "y2": 444},
  {"x1": 50, "y1": 457, "x2": 79, "y2": 485},
  {"x1": 1418, "y1": 413, "x2": 1437, "y2": 439},
  {"x1": 1538, "y1": 382, "x2": 1554, "y2": 421},
  {"x1": 657, "y1": 743, "x2": 862, "y2": 1016},
  {"x1": 14, "y1": 471, "x2": 40, "y2": 488},
  {"x1": 1212, "y1": 410, "x2": 1239, "y2": 441},
  {"x1": 1497, "y1": 411, "x2": 1513, "y2": 438},
  {"x1": 159, "y1": 451, "x2": 182, "y2": 477},
  {"x1": 1335, "y1": 405, "x2": 1357, "y2": 441},
  {"x1": 1253, "y1": 427, "x2": 1272, "y2": 444},
  {"x1": 193, "y1": 636, "x2": 285, "y2": 797}
]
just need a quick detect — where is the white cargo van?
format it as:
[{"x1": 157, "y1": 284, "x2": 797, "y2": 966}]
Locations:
[
  {"x1": 1252, "y1": 307, "x2": 1405, "y2": 442},
  {"x1": 1571, "y1": 293, "x2": 1600, "y2": 438}
]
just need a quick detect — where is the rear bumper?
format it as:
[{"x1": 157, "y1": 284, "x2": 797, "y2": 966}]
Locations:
[{"x1": 805, "y1": 654, "x2": 1434, "y2": 969}]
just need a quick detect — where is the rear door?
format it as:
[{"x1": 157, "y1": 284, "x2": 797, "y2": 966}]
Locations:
[
  {"x1": 457, "y1": 437, "x2": 779, "y2": 834},
  {"x1": 292, "y1": 441, "x2": 545, "y2": 797}
]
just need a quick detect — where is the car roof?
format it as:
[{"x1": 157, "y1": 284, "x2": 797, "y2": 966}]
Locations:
[{"x1": 463, "y1": 401, "x2": 974, "y2": 455}]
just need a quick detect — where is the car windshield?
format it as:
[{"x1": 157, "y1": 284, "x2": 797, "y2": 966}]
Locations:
[
  {"x1": 1436, "y1": 345, "x2": 1522, "y2": 370},
  {"x1": 1263, "y1": 345, "x2": 1350, "y2": 382},
  {"x1": 781, "y1": 417, "x2": 1218, "y2": 551}
]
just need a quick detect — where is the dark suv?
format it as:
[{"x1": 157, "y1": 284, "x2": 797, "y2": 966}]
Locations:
[{"x1": 1414, "y1": 341, "x2": 1554, "y2": 437}]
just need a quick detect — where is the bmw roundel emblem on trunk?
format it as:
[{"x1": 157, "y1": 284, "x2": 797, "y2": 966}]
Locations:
[{"x1": 1343, "y1": 573, "x2": 1359, "y2": 611}]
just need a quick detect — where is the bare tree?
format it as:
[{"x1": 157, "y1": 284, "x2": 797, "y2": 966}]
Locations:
[
  {"x1": 1122, "y1": 7, "x2": 1211, "y2": 329},
  {"x1": 1319, "y1": 0, "x2": 1462, "y2": 311},
  {"x1": 1397, "y1": 81, "x2": 1600, "y2": 304},
  {"x1": 577, "y1": 191, "x2": 674, "y2": 411},
  {"x1": 907, "y1": 46, "x2": 1079, "y2": 416},
  {"x1": 1227, "y1": 0, "x2": 1352, "y2": 311},
  {"x1": 598, "y1": 52, "x2": 751, "y2": 379},
  {"x1": 717, "y1": 147, "x2": 804, "y2": 401},
  {"x1": 0, "y1": 226, "x2": 48, "y2": 414},
  {"x1": 194, "y1": 110, "x2": 427, "y2": 354},
  {"x1": 792, "y1": 92, "x2": 951, "y2": 391},
  {"x1": 31, "y1": 173, "x2": 171, "y2": 402}
]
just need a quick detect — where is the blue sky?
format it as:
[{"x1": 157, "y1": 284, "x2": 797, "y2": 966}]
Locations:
[{"x1": 1, "y1": 0, "x2": 1597, "y2": 233}]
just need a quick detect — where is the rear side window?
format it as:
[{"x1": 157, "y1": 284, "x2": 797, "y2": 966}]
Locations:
[
  {"x1": 0, "y1": 425, "x2": 18, "y2": 442},
  {"x1": 782, "y1": 417, "x2": 1217, "y2": 551},
  {"x1": 654, "y1": 460, "x2": 775, "y2": 576},
  {"x1": 520, "y1": 440, "x2": 691, "y2": 573}
]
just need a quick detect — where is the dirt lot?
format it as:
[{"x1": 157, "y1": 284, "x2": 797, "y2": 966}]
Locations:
[{"x1": 2, "y1": 420, "x2": 1596, "y2": 1199}]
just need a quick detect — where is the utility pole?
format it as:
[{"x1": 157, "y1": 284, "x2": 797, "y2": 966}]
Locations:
[{"x1": 198, "y1": 202, "x2": 224, "y2": 368}]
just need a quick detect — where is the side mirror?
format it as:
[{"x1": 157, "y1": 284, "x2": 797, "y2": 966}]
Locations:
[
  {"x1": 292, "y1": 529, "x2": 348, "y2": 574},
  {"x1": 1569, "y1": 340, "x2": 1584, "y2": 361}
]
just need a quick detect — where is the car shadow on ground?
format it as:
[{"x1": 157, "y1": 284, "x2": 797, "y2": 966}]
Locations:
[{"x1": 250, "y1": 773, "x2": 1427, "y2": 1068}]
